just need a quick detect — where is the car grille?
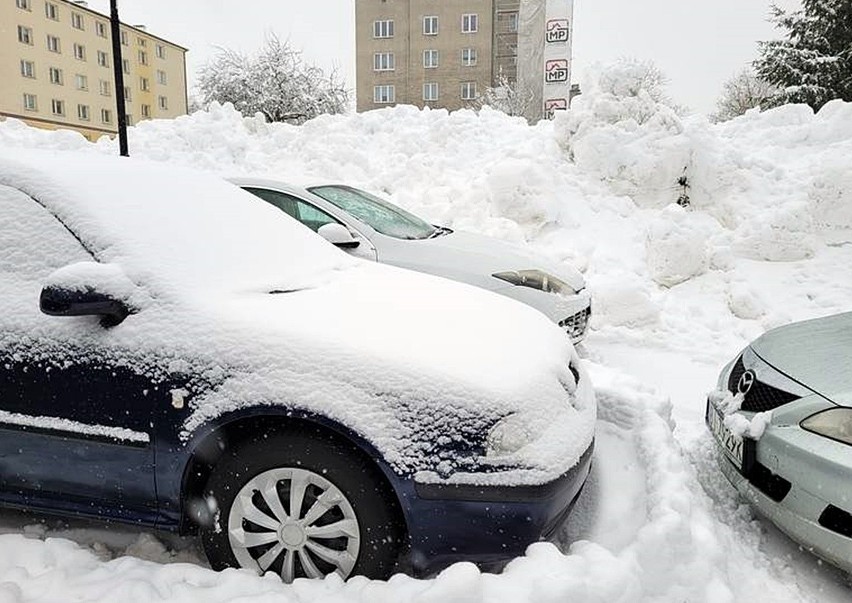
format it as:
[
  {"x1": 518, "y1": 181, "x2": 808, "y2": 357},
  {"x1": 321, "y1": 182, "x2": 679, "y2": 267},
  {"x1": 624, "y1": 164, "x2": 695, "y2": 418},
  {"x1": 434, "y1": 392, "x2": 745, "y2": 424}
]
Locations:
[
  {"x1": 559, "y1": 307, "x2": 591, "y2": 340},
  {"x1": 727, "y1": 357, "x2": 799, "y2": 413}
]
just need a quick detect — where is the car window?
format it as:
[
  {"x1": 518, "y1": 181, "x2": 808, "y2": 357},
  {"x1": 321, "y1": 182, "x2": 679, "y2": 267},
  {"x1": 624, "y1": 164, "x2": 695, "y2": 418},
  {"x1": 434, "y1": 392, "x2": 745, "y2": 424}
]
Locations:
[
  {"x1": 308, "y1": 185, "x2": 437, "y2": 240},
  {"x1": 243, "y1": 187, "x2": 337, "y2": 233},
  {"x1": 0, "y1": 184, "x2": 91, "y2": 280}
]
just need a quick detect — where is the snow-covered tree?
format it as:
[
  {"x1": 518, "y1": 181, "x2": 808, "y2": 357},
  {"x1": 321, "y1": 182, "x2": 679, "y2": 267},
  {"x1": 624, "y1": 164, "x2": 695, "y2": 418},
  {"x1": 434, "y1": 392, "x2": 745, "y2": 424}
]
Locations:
[
  {"x1": 197, "y1": 36, "x2": 349, "y2": 124},
  {"x1": 711, "y1": 69, "x2": 779, "y2": 122},
  {"x1": 477, "y1": 74, "x2": 537, "y2": 120},
  {"x1": 755, "y1": 0, "x2": 852, "y2": 110}
]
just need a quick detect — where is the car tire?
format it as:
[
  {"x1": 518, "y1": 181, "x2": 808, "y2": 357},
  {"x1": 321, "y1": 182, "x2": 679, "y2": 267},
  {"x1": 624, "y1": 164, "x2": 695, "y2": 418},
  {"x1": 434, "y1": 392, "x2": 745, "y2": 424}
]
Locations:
[{"x1": 200, "y1": 425, "x2": 404, "y2": 582}]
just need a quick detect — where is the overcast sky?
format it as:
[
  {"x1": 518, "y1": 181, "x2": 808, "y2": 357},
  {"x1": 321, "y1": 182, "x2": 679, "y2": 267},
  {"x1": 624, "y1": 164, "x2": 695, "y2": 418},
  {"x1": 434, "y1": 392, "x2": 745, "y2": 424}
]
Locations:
[{"x1": 86, "y1": 0, "x2": 801, "y2": 114}]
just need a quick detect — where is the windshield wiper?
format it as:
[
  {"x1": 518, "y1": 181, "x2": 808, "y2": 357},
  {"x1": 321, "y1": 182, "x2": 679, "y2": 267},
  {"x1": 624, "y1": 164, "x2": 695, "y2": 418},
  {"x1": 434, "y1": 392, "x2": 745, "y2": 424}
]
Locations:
[{"x1": 427, "y1": 226, "x2": 452, "y2": 239}]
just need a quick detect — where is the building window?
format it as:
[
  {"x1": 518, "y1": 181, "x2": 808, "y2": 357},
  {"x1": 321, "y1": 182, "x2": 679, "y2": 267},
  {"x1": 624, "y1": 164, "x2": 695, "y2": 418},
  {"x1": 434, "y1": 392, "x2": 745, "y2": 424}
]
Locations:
[
  {"x1": 423, "y1": 49, "x2": 439, "y2": 69},
  {"x1": 97, "y1": 50, "x2": 109, "y2": 67},
  {"x1": 18, "y1": 26, "x2": 33, "y2": 45},
  {"x1": 23, "y1": 93, "x2": 37, "y2": 111},
  {"x1": 423, "y1": 16, "x2": 438, "y2": 35},
  {"x1": 75, "y1": 74, "x2": 88, "y2": 90},
  {"x1": 71, "y1": 11, "x2": 84, "y2": 30},
  {"x1": 155, "y1": 44, "x2": 166, "y2": 59},
  {"x1": 462, "y1": 14, "x2": 478, "y2": 33},
  {"x1": 158, "y1": 95, "x2": 168, "y2": 110},
  {"x1": 51, "y1": 98, "x2": 64, "y2": 115},
  {"x1": 96, "y1": 21, "x2": 108, "y2": 38},
  {"x1": 462, "y1": 48, "x2": 477, "y2": 66},
  {"x1": 141, "y1": 104, "x2": 150, "y2": 118},
  {"x1": 49, "y1": 67, "x2": 63, "y2": 85},
  {"x1": 373, "y1": 52, "x2": 394, "y2": 72},
  {"x1": 373, "y1": 85, "x2": 395, "y2": 104},
  {"x1": 137, "y1": 36, "x2": 146, "y2": 47},
  {"x1": 47, "y1": 35, "x2": 61, "y2": 53},
  {"x1": 122, "y1": 59, "x2": 130, "y2": 74},
  {"x1": 44, "y1": 1, "x2": 58, "y2": 20},
  {"x1": 156, "y1": 69, "x2": 167, "y2": 85},
  {"x1": 140, "y1": 76, "x2": 150, "y2": 91},
  {"x1": 124, "y1": 86, "x2": 132, "y2": 100},
  {"x1": 461, "y1": 81, "x2": 477, "y2": 100},
  {"x1": 423, "y1": 82, "x2": 438, "y2": 102},
  {"x1": 373, "y1": 19, "x2": 394, "y2": 39},
  {"x1": 101, "y1": 108, "x2": 112, "y2": 124},
  {"x1": 73, "y1": 43, "x2": 86, "y2": 60},
  {"x1": 138, "y1": 50, "x2": 148, "y2": 65},
  {"x1": 16, "y1": 0, "x2": 31, "y2": 10},
  {"x1": 126, "y1": 113, "x2": 133, "y2": 126},
  {"x1": 77, "y1": 104, "x2": 90, "y2": 121},
  {"x1": 99, "y1": 80, "x2": 111, "y2": 96},
  {"x1": 120, "y1": 30, "x2": 128, "y2": 45},
  {"x1": 20, "y1": 60, "x2": 35, "y2": 78},
  {"x1": 508, "y1": 12, "x2": 519, "y2": 33}
]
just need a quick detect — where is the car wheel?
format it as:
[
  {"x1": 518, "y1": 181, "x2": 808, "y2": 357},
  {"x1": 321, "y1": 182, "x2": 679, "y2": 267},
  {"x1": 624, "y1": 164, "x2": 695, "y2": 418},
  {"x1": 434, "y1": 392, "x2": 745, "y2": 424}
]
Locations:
[{"x1": 201, "y1": 427, "x2": 404, "y2": 582}]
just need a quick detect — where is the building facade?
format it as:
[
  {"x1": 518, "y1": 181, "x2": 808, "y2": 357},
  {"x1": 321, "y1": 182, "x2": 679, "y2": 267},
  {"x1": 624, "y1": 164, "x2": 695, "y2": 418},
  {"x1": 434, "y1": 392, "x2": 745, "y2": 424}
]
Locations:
[
  {"x1": 356, "y1": 0, "x2": 520, "y2": 113},
  {"x1": 1, "y1": 0, "x2": 187, "y2": 140}
]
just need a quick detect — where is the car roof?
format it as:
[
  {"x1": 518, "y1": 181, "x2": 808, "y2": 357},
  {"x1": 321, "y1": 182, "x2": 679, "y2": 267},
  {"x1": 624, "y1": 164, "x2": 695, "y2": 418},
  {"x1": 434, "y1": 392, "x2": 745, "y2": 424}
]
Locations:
[{"x1": 0, "y1": 150, "x2": 351, "y2": 295}]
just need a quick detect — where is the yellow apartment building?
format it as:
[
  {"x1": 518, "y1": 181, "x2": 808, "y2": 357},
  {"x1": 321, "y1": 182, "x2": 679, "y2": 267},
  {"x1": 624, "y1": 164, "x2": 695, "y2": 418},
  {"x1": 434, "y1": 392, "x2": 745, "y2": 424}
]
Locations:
[
  {"x1": 1, "y1": 0, "x2": 187, "y2": 140},
  {"x1": 356, "y1": 0, "x2": 520, "y2": 112}
]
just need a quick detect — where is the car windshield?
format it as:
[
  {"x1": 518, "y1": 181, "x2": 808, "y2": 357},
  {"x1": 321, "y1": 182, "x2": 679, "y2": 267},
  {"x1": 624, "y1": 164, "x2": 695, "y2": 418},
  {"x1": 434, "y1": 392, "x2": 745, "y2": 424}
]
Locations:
[{"x1": 308, "y1": 185, "x2": 437, "y2": 240}]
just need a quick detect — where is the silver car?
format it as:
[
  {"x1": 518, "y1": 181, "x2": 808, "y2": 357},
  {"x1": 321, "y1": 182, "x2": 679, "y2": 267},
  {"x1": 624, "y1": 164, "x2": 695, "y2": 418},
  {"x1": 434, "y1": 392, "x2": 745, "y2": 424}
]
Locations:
[
  {"x1": 231, "y1": 178, "x2": 592, "y2": 342},
  {"x1": 707, "y1": 312, "x2": 852, "y2": 573}
]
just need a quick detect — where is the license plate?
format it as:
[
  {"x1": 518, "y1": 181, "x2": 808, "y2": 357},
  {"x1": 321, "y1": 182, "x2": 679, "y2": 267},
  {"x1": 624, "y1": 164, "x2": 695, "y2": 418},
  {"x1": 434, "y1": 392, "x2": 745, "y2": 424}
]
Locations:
[{"x1": 706, "y1": 398, "x2": 744, "y2": 470}]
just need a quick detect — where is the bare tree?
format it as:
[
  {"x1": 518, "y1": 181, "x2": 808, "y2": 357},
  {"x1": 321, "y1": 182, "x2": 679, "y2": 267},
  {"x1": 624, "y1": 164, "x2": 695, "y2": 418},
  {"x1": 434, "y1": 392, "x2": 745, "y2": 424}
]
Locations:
[
  {"x1": 477, "y1": 74, "x2": 537, "y2": 120},
  {"x1": 197, "y1": 35, "x2": 349, "y2": 124},
  {"x1": 712, "y1": 69, "x2": 779, "y2": 122}
]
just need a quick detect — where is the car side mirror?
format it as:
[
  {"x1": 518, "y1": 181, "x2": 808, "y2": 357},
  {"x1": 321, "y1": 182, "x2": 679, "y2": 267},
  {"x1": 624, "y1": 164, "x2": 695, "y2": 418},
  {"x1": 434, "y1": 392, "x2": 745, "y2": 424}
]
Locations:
[
  {"x1": 317, "y1": 223, "x2": 360, "y2": 249},
  {"x1": 40, "y1": 262, "x2": 136, "y2": 327}
]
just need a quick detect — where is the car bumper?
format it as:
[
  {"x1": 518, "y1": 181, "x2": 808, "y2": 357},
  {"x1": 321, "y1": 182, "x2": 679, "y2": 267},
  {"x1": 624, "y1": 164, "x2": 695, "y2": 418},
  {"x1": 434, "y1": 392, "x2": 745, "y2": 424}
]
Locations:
[
  {"x1": 496, "y1": 287, "x2": 592, "y2": 343},
  {"x1": 713, "y1": 425, "x2": 852, "y2": 574},
  {"x1": 397, "y1": 441, "x2": 594, "y2": 576}
]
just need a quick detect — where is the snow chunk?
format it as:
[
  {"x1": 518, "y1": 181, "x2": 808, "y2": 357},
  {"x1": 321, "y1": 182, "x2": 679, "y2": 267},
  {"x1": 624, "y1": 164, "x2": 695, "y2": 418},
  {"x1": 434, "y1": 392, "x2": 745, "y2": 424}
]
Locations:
[{"x1": 645, "y1": 205, "x2": 711, "y2": 287}]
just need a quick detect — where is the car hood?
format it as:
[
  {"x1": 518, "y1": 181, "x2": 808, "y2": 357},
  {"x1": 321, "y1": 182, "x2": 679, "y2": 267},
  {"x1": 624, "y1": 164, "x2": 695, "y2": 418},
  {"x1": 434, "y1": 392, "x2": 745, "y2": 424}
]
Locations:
[
  {"x1": 176, "y1": 261, "x2": 595, "y2": 484},
  {"x1": 750, "y1": 312, "x2": 852, "y2": 403},
  {"x1": 380, "y1": 230, "x2": 586, "y2": 293}
]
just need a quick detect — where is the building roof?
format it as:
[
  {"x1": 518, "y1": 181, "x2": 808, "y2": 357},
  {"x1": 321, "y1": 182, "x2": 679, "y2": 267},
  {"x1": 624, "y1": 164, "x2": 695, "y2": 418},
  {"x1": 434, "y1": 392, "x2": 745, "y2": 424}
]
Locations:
[{"x1": 58, "y1": 0, "x2": 188, "y2": 52}]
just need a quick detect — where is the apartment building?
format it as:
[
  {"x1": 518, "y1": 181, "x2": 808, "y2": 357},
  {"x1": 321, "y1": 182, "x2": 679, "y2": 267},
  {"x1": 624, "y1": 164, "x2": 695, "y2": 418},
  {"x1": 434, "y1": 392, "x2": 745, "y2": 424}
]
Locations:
[
  {"x1": 1, "y1": 0, "x2": 187, "y2": 140},
  {"x1": 356, "y1": 0, "x2": 522, "y2": 112}
]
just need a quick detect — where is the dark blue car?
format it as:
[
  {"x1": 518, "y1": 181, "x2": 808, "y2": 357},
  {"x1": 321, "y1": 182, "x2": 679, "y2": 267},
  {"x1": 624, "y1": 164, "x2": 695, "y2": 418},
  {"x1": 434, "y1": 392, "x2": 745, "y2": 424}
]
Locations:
[{"x1": 0, "y1": 150, "x2": 595, "y2": 582}]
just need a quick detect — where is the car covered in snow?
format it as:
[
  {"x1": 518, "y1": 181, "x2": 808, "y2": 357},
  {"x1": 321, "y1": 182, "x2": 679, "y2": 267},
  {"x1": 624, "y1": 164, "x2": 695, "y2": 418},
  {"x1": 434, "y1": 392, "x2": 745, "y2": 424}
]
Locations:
[
  {"x1": 0, "y1": 150, "x2": 596, "y2": 582},
  {"x1": 706, "y1": 313, "x2": 852, "y2": 573},
  {"x1": 231, "y1": 178, "x2": 592, "y2": 343}
]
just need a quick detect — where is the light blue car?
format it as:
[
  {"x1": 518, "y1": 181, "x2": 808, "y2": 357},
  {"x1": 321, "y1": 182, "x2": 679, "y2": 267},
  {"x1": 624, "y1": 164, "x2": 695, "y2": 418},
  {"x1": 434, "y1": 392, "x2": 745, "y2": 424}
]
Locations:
[{"x1": 707, "y1": 312, "x2": 852, "y2": 573}]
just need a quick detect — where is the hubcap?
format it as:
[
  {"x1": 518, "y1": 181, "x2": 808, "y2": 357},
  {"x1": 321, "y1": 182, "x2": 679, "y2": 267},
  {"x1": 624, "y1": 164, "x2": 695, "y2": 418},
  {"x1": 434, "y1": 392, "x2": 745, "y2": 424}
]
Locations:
[{"x1": 227, "y1": 467, "x2": 360, "y2": 582}]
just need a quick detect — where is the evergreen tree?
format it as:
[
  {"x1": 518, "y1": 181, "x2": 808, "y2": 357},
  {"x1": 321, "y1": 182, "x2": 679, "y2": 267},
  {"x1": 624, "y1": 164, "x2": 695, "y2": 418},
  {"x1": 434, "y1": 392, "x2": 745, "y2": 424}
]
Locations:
[{"x1": 755, "y1": 0, "x2": 852, "y2": 110}]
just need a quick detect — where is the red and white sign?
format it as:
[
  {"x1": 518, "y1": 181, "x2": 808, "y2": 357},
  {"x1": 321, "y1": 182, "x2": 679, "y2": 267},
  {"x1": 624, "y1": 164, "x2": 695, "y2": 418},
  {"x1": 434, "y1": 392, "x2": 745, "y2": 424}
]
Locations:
[{"x1": 541, "y1": 0, "x2": 573, "y2": 118}]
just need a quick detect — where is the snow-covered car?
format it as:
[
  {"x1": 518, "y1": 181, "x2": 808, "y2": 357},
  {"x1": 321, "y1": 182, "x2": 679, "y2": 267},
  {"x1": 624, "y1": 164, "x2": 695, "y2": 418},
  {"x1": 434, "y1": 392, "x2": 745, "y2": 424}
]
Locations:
[
  {"x1": 0, "y1": 150, "x2": 596, "y2": 582},
  {"x1": 231, "y1": 178, "x2": 592, "y2": 343},
  {"x1": 706, "y1": 313, "x2": 852, "y2": 573}
]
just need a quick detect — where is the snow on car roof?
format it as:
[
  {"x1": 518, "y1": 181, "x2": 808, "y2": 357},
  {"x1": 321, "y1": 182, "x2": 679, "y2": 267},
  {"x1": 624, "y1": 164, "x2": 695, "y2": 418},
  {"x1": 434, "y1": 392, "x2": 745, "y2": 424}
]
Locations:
[{"x1": 0, "y1": 149, "x2": 353, "y2": 296}]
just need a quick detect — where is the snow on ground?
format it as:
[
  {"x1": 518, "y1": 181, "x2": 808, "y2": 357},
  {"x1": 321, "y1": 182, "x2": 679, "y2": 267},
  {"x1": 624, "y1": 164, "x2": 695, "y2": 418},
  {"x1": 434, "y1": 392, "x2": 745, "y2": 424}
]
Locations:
[{"x1": 0, "y1": 63, "x2": 851, "y2": 600}]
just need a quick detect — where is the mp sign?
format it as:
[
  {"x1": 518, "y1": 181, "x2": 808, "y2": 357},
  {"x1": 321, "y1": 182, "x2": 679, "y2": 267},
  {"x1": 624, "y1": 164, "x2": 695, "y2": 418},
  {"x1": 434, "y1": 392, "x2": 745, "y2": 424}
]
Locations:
[{"x1": 541, "y1": 0, "x2": 573, "y2": 119}]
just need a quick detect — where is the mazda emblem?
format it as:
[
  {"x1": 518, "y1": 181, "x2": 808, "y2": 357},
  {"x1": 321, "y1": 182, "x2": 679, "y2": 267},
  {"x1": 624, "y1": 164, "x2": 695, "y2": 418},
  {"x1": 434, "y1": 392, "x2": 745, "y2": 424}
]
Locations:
[{"x1": 737, "y1": 370, "x2": 756, "y2": 395}]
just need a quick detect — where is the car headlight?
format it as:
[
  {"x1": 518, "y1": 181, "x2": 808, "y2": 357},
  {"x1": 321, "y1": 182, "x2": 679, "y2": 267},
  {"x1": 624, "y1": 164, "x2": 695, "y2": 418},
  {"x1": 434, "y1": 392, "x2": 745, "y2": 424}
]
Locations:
[
  {"x1": 801, "y1": 408, "x2": 852, "y2": 446},
  {"x1": 486, "y1": 414, "x2": 533, "y2": 457},
  {"x1": 492, "y1": 269, "x2": 579, "y2": 295}
]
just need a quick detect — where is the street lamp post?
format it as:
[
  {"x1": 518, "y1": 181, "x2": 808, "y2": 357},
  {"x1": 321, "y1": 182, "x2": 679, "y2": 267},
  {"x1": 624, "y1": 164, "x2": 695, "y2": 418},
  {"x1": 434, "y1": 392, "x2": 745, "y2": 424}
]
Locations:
[{"x1": 109, "y1": 0, "x2": 129, "y2": 156}]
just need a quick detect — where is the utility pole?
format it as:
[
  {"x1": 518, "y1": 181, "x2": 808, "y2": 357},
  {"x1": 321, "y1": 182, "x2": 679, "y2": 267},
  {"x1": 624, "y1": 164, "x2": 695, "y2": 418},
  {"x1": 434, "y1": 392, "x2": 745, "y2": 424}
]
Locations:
[{"x1": 109, "y1": 0, "x2": 129, "y2": 156}]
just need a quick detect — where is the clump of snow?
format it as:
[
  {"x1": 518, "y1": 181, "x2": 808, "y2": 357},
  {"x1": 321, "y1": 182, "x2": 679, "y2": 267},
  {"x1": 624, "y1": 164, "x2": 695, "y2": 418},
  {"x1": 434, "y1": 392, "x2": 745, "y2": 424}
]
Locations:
[{"x1": 645, "y1": 205, "x2": 712, "y2": 287}]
